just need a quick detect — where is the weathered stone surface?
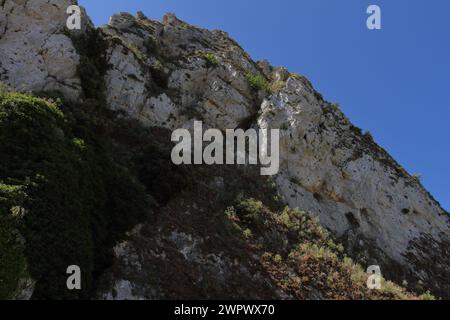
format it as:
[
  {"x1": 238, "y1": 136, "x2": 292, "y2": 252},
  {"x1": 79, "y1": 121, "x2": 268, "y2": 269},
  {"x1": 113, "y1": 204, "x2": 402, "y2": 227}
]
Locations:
[
  {"x1": 0, "y1": 0, "x2": 87, "y2": 100},
  {"x1": 98, "y1": 12, "x2": 449, "y2": 296},
  {"x1": 258, "y1": 74, "x2": 449, "y2": 295},
  {"x1": 0, "y1": 1, "x2": 448, "y2": 299},
  {"x1": 101, "y1": 12, "x2": 260, "y2": 130},
  {"x1": 15, "y1": 277, "x2": 35, "y2": 300}
]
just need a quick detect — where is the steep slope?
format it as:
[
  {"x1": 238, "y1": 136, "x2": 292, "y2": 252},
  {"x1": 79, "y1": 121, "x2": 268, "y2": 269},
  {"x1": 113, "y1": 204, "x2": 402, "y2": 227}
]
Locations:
[
  {"x1": 0, "y1": 0, "x2": 448, "y2": 299},
  {"x1": 258, "y1": 73, "x2": 450, "y2": 297}
]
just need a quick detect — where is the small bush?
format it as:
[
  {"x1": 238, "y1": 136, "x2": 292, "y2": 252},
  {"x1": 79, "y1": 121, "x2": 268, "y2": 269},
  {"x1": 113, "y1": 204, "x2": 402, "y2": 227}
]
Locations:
[
  {"x1": 243, "y1": 228, "x2": 253, "y2": 238},
  {"x1": 0, "y1": 82, "x2": 9, "y2": 97},
  {"x1": 203, "y1": 52, "x2": 219, "y2": 68},
  {"x1": 72, "y1": 138, "x2": 86, "y2": 151},
  {"x1": 411, "y1": 173, "x2": 422, "y2": 183},
  {"x1": 418, "y1": 291, "x2": 435, "y2": 300},
  {"x1": 143, "y1": 36, "x2": 158, "y2": 55},
  {"x1": 245, "y1": 73, "x2": 269, "y2": 91},
  {"x1": 235, "y1": 197, "x2": 263, "y2": 224}
]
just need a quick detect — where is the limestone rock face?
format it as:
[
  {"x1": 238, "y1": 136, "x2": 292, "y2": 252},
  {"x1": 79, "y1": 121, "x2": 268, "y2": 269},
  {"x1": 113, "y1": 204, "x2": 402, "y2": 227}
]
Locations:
[
  {"x1": 97, "y1": 12, "x2": 449, "y2": 297},
  {"x1": 99, "y1": 12, "x2": 449, "y2": 297},
  {"x1": 258, "y1": 74, "x2": 450, "y2": 295},
  {"x1": 0, "y1": 1, "x2": 448, "y2": 299},
  {"x1": 0, "y1": 0, "x2": 84, "y2": 100},
  {"x1": 101, "y1": 12, "x2": 260, "y2": 130}
]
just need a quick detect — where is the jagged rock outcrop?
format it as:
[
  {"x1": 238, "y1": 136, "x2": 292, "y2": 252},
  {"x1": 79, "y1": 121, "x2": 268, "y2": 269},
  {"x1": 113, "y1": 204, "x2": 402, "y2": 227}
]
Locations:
[
  {"x1": 101, "y1": 11, "x2": 263, "y2": 130},
  {"x1": 0, "y1": 0, "x2": 91, "y2": 100},
  {"x1": 257, "y1": 73, "x2": 449, "y2": 296},
  {"x1": 0, "y1": 0, "x2": 448, "y2": 299}
]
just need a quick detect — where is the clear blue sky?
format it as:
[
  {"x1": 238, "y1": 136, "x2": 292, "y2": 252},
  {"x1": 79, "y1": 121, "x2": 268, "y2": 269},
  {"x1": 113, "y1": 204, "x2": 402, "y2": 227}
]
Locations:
[{"x1": 79, "y1": 0, "x2": 450, "y2": 211}]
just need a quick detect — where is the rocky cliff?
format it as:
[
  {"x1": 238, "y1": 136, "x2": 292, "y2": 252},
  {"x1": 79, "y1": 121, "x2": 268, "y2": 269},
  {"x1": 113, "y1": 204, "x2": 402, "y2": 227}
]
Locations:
[{"x1": 0, "y1": 0, "x2": 448, "y2": 299}]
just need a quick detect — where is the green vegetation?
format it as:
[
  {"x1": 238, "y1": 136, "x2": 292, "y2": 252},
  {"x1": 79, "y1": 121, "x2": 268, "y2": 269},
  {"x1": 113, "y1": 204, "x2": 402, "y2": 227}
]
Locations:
[
  {"x1": 0, "y1": 23, "x2": 430, "y2": 299},
  {"x1": 0, "y1": 91, "x2": 152, "y2": 299},
  {"x1": 412, "y1": 173, "x2": 422, "y2": 183},
  {"x1": 203, "y1": 52, "x2": 219, "y2": 69},
  {"x1": 69, "y1": 28, "x2": 109, "y2": 102},
  {"x1": 245, "y1": 72, "x2": 269, "y2": 91},
  {"x1": 0, "y1": 78, "x2": 195, "y2": 299},
  {"x1": 0, "y1": 184, "x2": 27, "y2": 299},
  {"x1": 0, "y1": 25, "x2": 193, "y2": 300},
  {"x1": 0, "y1": 82, "x2": 9, "y2": 97},
  {"x1": 234, "y1": 197, "x2": 263, "y2": 224},
  {"x1": 227, "y1": 198, "x2": 420, "y2": 300},
  {"x1": 143, "y1": 36, "x2": 158, "y2": 55}
]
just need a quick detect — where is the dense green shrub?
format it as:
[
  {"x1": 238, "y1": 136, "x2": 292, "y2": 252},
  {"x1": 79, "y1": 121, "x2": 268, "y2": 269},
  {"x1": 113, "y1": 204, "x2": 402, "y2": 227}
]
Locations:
[
  {"x1": 69, "y1": 28, "x2": 109, "y2": 102},
  {"x1": 245, "y1": 73, "x2": 269, "y2": 91},
  {"x1": 0, "y1": 92, "x2": 150, "y2": 299},
  {"x1": 235, "y1": 197, "x2": 263, "y2": 224},
  {"x1": 0, "y1": 25, "x2": 179, "y2": 299},
  {"x1": 143, "y1": 36, "x2": 158, "y2": 55},
  {"x1": 0, "y1": 92, "x2": 91, "y2": 298},
  {"x1": 0, "y1": 184, "x2": 27, "y2": 299},
  {"x1": 203, "y1": 52, "x2": 219, "y2": 69}
]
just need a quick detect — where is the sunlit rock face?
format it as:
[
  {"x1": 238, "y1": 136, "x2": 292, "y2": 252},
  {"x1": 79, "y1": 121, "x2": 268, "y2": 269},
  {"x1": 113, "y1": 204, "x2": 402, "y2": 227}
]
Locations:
[
  {"x1": 98, "y1": 10, "x2": 450, "y2": 297},
  {"x1": 257, "y1": 74, "x2": 449, "y2": 296},
  {"x1": 101, "y1": 11, "x2": 261, "y2": 130},
  {"x1": 0, "y1": 0, "x2": 448, "y2": 299},
  {"x1": 0, "y1": 0, "x2": 90, "y2": 100}
]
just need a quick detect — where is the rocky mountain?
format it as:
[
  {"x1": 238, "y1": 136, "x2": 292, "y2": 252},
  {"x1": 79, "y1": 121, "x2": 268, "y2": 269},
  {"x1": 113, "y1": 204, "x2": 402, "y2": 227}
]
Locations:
[{"x1": 0, "y1": 0, "x2": 448, "y2": 300}]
